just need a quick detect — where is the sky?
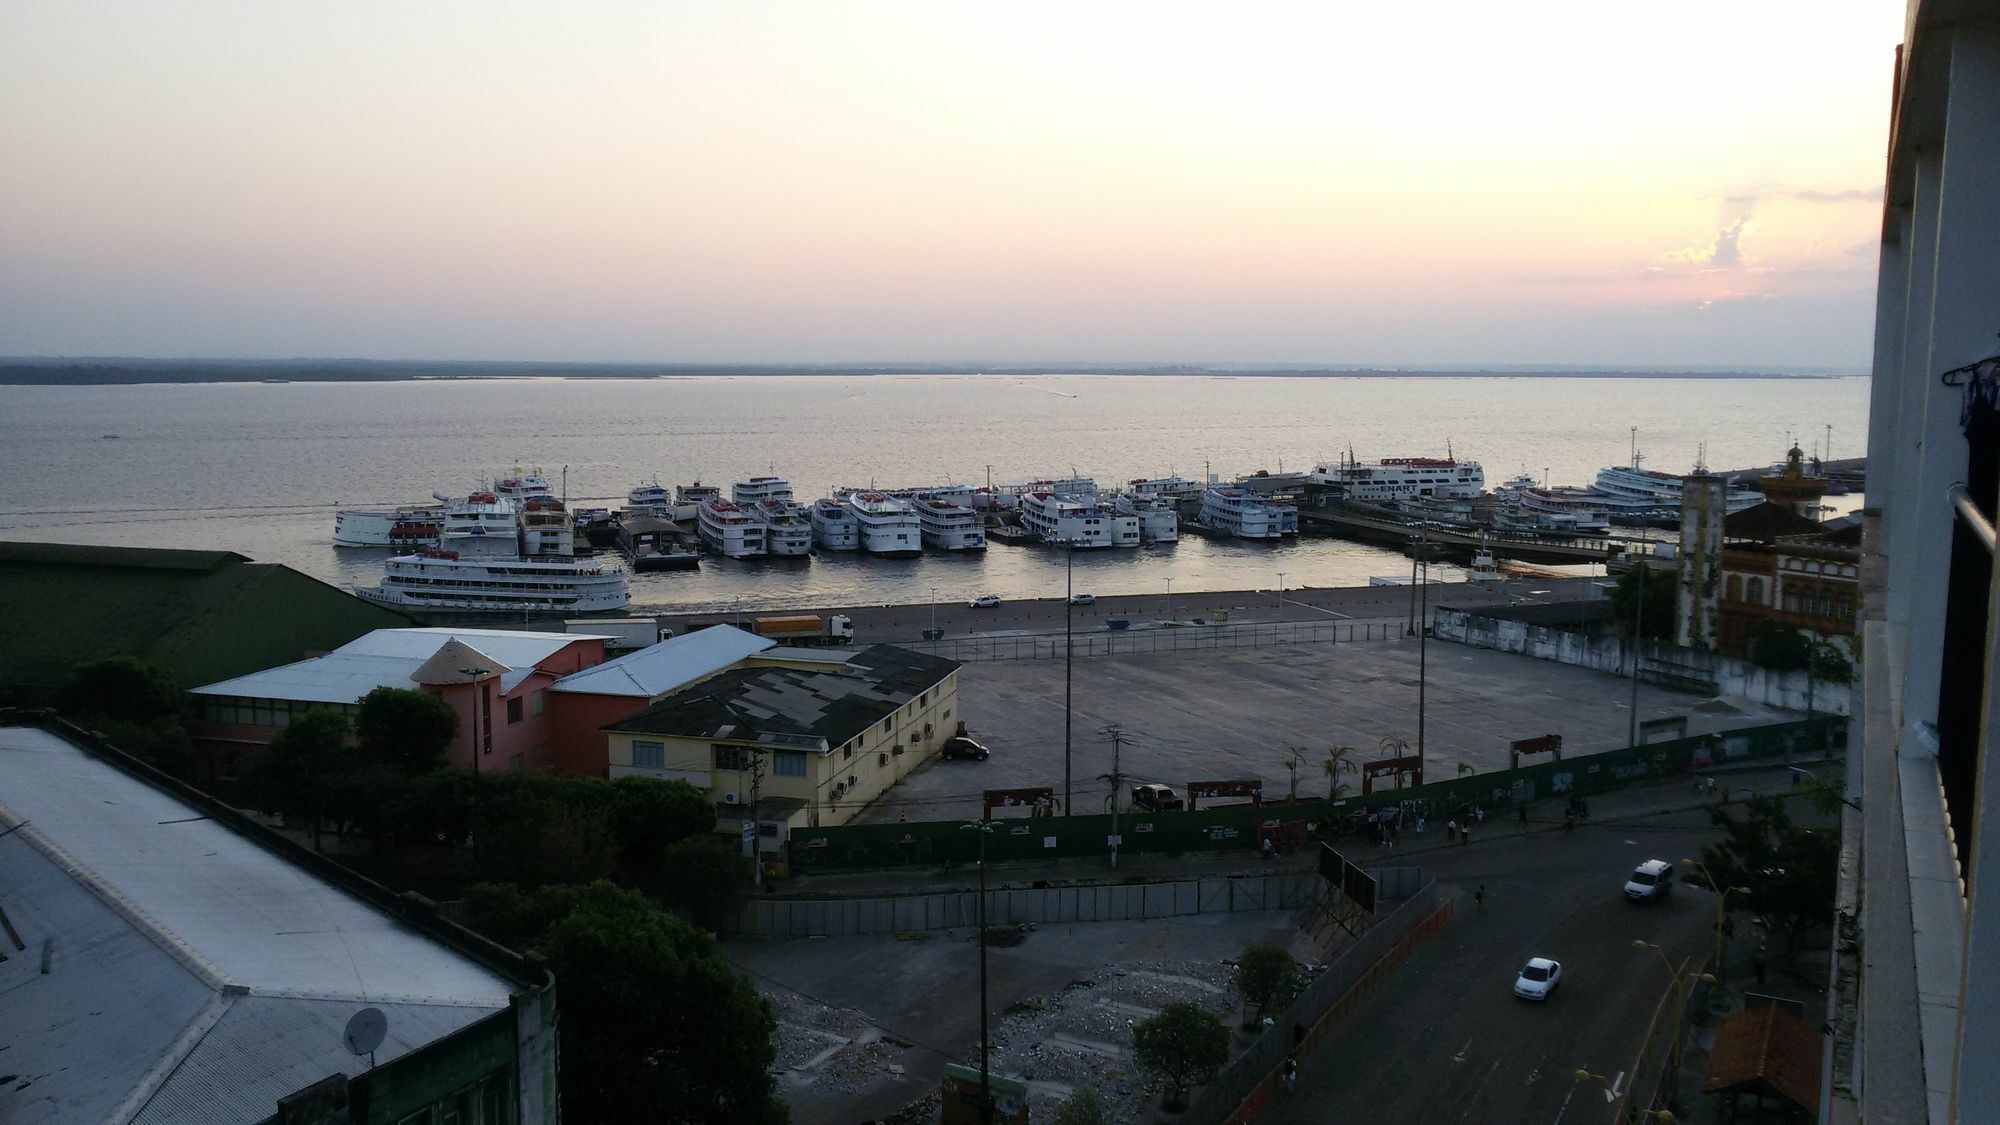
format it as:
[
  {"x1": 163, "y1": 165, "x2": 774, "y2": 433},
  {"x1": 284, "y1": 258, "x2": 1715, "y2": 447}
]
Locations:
[{"x1": 0, "y1": 1, "x2": 1903, "y2": 369}]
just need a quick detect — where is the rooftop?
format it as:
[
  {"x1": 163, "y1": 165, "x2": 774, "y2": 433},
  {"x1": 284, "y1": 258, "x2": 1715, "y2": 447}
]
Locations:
[
  {"x1": 605, "y1": 644, "x2": 960, "y2": 750},
  {"x1": 550, "y1": 624, "x2": 776, "y2": 699},
  {"x1": 0, "y1": 723, "x2": 522, "y2": 1122},
  {"x1": 193, "y1": 626, "x2": 605, "y2": 702}
]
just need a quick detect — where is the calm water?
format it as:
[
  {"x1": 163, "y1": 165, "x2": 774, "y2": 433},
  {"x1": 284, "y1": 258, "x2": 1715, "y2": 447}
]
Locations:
[{"x1": 0, "y1": 374, "x2": 1869, "y2": 613}]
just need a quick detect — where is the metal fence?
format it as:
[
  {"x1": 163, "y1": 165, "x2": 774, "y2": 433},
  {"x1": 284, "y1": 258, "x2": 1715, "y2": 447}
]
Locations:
[
  {"x1": 1185, "y1": 876, "x2": 1448, "y2": 1124},
  {"x1": 724, "y1": 870, "x2": 1320, "y2": 937},
  {"x1": 908, "y1": 618, "x2": 1407, "y2": 663}
]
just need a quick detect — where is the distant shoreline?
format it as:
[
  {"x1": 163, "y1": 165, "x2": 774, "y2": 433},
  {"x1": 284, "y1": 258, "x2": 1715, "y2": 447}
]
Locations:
[{"x1": 0, "y1": 360, "x2": 1864, "y2": 387}]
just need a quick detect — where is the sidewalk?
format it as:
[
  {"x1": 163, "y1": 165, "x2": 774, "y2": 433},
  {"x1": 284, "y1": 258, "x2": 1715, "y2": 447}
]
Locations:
[{"x1": 761, "y1": 757, "x2": 1838, "y2": 900}]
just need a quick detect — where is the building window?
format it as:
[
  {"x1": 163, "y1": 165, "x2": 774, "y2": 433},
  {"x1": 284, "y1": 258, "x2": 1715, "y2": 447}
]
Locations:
[
  {"x1": 632, "y1": 740, "x2": 666, "y2": 769},
  {"x1": 1747, "y1": 577, "x2": 1766, "y2": 605},
  {"x1": 882, "y1": 717, "x2": 892, "y2": 734},
  {"x1": 773, "y1": 750, "x2": 807, "y2": 777},
  {"x1": 714, "y1": 745, "x2": 753, "y2": 772},
  {"x1": 506, "y1": 696, "x2": 524, "y2": 725},
  {"x1": 921, "y1": 691, "x2": 929, "y2": 706},
  {"x1": 843, "y1": 744, "x2": 854, "y2": 760}
]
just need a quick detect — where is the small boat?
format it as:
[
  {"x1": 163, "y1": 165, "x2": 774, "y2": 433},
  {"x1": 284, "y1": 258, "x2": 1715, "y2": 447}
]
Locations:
[{"x1": 1105, "y1": 619, "x2": 1131, "y2": 631}]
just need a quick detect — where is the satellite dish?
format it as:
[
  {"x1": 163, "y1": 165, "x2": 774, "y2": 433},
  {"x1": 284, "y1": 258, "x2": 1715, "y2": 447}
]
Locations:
[{"x1": 344, "y1": 1007, "x2": 388, "y2": 1058}]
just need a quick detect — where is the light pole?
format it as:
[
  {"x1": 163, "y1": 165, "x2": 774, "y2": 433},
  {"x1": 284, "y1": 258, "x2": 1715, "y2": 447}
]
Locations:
[
  {"x1": 1063, "y1": 540, "x2": 1074, "y2": 816},
  {"x1": 457, "y1": 665, "x2": 492, "y2": 866},
  {"x1": 1417, "y1": 528, "x2": 1428, "y2": 784},
  {"x1": 1628, "y1": 562, "x2": 1645, "y2": 749},
  {"x1": 1634, "y1": 939, "x2": 1716, "y2": 1111},
  {"x1": 1165, "y1": 577, "x2": 1173, "y2": 624},
  {"x1": 1275, "y1": 571, "x2": 1286, "y2": 612},
  {"x1": 960, "y1": 819, "x2": 1000, "y2": 1125},
  {"x1": 1682, "y1": 856, "x2": 1752, "y2": 973},
  {"x1": 930, "y1": 585, "x2": 938, "y2": 639}
]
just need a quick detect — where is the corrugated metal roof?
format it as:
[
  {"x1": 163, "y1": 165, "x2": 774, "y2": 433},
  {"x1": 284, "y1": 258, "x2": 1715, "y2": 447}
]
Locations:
[
  {"x1": 1702, "y1": 1001, "x2": 1823, "y2": 1113},
  {"x1": 191, "y1": 626, "x2": 593, "y2": 702},
  {"x1": 550, "y1": 624, "x2": 775, "y2": 698},
  {"x1": 0, "y1": 724, "x2": 516, "y2": 1124}
]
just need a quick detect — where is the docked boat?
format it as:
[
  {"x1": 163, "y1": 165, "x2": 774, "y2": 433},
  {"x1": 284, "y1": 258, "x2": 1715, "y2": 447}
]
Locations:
[
  {"x1": 1516, "y1": 487, "x2": 1612, "y2": 533},
  {"x1": 811, "y1": 497, "x2": 861, "y2": 551},
  {"x1": 732, "y1": 477, "x2": 812, "y2": 557},
  {"x1": 986, "y1": 476, "x2": 1099, "y2": 511},
  {"x1": 436, "y1": 492, "x2": 520, "y2": 545},
  {"x1": 517, "y1": 496, "x2": 576, "y2": 558},
  {"x1": 1125, "y1": 476, "x2": 1205, "y2": 504},
  {"x1": 628, "y1": 482, "x2": 671, "y2": 513},
  {"x1": 1308, "y1": 455, "x2": 1485, "y2": 501},
  {"x1": 842, "y1": 491, "x2": 923, "y2": 557},
  {"x1": 1112, "y1": 492, "x2": 1180, "y2": 543},
  {"x1": 493, "y1": 468, "x2": 553, "y2": 505},
  {"x1": 1019, "y1": 491, "x2": 1139, "y2": 548},
  {"x1": 913, "y1": 495, "x2": 988, "y2": 550},
  {"x1": 619, "y1": 516, "x2": 701, "y2": 571},
  {"x1": 1197, "y1": 487, "x2": 1298, "y2": 539},
  {"x1": 355, "y1": 549, "x2": 629, "y2": 613},
  {"x1": 697, "y1": 497, "x2": 769, "y2": 558},
  {"x1": 1589, "y1": 460, "x2": 1763, "y2": 521},
  {"x1": 571, "y1": 507, "x2": 620, "y2": 548},
  {"x1": 332, "y1": 503, "x2": 445, "y2": 548}
]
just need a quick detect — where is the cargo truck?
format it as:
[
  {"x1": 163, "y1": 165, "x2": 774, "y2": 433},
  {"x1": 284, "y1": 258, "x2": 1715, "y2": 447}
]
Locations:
[
  {"x1": 567, "y1": 617, "x2": 671, "y2": 650},
  {"x1": 749, "y1": 614, "x2": 855, "y2": 646}
]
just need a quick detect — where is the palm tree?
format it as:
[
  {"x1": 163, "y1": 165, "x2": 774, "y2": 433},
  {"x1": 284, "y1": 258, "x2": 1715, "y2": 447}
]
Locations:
[
  {"x1": 1324, "y1": 745, "x2": 1358, "y2": 799},
  {"x1": 1282, "y1": 745, "x2": 1308, "y2": 802},
  {"x1": 1378, "y1": 736, "x2": 1411, "y2": 759}
]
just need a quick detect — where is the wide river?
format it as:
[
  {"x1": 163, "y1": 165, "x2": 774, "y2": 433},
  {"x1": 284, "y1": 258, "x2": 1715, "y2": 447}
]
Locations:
[{"x1": 0, "y1": 374, "x2": 1868, "y2": 614}]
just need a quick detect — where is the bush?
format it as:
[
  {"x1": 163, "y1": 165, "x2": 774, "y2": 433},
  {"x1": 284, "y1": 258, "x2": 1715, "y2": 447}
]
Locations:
[
  {"x1": 1233, "y1": 944, "x2": 1296, "y2": 1024},
  {"x1": 1133, "y1": 1002, "x2": 1229, "y2": 1111}
]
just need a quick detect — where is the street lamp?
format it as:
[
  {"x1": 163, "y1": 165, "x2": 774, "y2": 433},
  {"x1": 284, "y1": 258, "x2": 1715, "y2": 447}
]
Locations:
[
  {"x1": 1275, "y1": 571, "x2": 1286, "y2": 612},
  {"x1": 930, "y1": 585, "x2": 938, "y2": 639},
  {"x1": 960, "y1": 819, "x2": 1001, "y2": 1125},
  {"x1": 1628, "y1": 561, "x2": 1646, "y2": 750},
  {"x1": 1634, "y1": 939, "x2": 1717, "y2": 1107},
  {"x1": 457, "y1": 665, "x2": 493, "y2": 865},
  {"x1": 1682, "y1": 856, "x2": 1753, "y2": 973},
  {"x1": 1063, "y1": 539, "x2": 1075, "y2": 817},
  {"x1": 1165, "y1": 577, "x2": 1173, "y2": 624},
  {"x1": 1417, "y1": 528, "x2": 1428, "y2": 784}
]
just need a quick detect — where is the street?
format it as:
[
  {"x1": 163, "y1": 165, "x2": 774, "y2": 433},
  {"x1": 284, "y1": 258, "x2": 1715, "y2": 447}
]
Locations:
[{"x1": 1267, "y1": 809, "x2": 1723, "y2": 1125}]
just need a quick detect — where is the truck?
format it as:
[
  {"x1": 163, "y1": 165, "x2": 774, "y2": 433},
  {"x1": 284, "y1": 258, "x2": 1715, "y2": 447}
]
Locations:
[
  {"x1": 750, "y1": 613, "x2": 855, "y2": 646},
  {"x1": 1131, "y1": 783, "x2": 1185, "y2": 812},
  {"x1": 567, "y1": 617, "x2": 671, "y2": 651}
]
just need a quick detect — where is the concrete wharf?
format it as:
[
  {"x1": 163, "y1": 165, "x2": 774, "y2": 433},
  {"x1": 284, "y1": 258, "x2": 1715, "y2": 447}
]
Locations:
[{"x1": 1298, "y1": 504, "x2": 1630, "y2": 564}]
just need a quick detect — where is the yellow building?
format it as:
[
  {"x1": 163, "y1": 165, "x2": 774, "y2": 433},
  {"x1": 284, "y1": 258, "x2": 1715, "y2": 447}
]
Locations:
[{"x1": 603, "y1": 644, "x2": 962, "y2": 861}]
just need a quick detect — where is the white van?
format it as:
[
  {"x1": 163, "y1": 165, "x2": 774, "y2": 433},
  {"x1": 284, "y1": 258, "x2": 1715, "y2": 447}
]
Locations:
[{"x1": 1625, "y1": 859, "x2": 1675, "y2": 901}]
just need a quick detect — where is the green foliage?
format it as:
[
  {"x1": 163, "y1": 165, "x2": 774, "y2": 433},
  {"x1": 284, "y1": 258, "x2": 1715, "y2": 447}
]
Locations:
[
  {"x1": 1132, "y1": 1002, "x2": 1230, "y2": 1111},
  {"x1": 55, "y1": 658, "x2": 192, "y2": 774},
  {"x1": 237, "y1": 710, "x2": 357, "y2": 836},
  {"x1": 462, "y1": 880, "x2": 787, "y2": 1124},
  {"x1": 355, "y1": 687, "x2": 458, "y2": 772},
  {"x1": 1744, "y1": 622, "x2": 1854, "y2": 683},
  {"x1": 609, "y1": 776, "x2": 724, "y2": 891},
  {"x1": 1323, "y1": 745, "x2": 1357, "y2": 799},
  {"x1": 658, "y1": 834, "x2": 747, "y2": 929},
  {"x1": 1609, "y1": 566, "x2": 1675, "y2": 641},
  {"x1": 1233, "y1": 944, "x2": 1296, "y2": 1022},
  {"x1": 1693, "y1": 794, "x2": 1839, "y2": 954},
  {"x1": 1054, "y1": 1087, "x2": 1110, "y2": 1125}
]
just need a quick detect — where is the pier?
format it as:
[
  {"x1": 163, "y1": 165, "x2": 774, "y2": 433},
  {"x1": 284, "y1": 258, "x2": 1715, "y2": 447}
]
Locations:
[{"x1": 1299, "y1": 505, "x2": 1629, "y2": 565}]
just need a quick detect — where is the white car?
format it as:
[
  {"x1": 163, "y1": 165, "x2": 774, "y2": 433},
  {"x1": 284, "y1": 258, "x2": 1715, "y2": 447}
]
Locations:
[
  {"x1": 1067, "y1": 593, "x2": 1096, "y2": 606},
  {"x1": 968, "y1": 594, "x2": 1002, "y2": 609},
  {"x1": 1514, "y1": 957, "x2": 1562, "y2": 1001}
]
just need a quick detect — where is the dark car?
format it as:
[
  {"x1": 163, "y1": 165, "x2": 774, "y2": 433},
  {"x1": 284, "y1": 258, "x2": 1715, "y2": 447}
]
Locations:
[{"x1": 940, "y1": 736, "x2": 990, "y2": 761}]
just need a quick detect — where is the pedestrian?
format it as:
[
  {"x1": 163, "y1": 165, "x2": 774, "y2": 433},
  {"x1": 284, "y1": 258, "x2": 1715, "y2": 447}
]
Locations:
[
  {"x1": 1284, "y1": 1054, "x2": 1298, "y2": 1092},
  {"x1": 1475, "y1": 807, "x2": 1484, "y2": 825},
  {"x1": 1721, "y1": 785, "x2": 1730, "y2": 802},
  {"x1": 1262, "y1": 836, "x2": 1276, "y2": 861},
  {"x1": 1462, "y1": 823, "x2": 1472, "y2": 846},
  {"x1": 1518, "y1": 803, "x2": 1529, "y2": 826},
  {"x1": 1293, "y1": 1021, "x2": 1306, "y2": 1050},
  {"x1": 1754, "y1": 943, "x2": 1768, "y2": 986},
  {"x1": 1417, "y1": 814, "x2": 1427, "y2": 833},
  {"x1": 1707, "y1": 776, "x2": 1717, "y2": 796},
  {"x1": 1474, "y1": 884, "x2": 1485, "y2": 910},
  {"x1": 1447, "y1": 819, "x2": 1458, "y2": 842}
]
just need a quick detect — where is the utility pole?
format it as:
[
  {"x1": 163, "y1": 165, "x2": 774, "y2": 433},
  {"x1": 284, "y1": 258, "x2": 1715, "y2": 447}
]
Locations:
[
  {"x1": 1101, "y1": 725, "x2": 1125, "y2": 869},
  {"x1": 1165, "y1": 577, "x2": 1173, "y2": 624},
  {"x1": 1064, "y1": 539, "x2": 1074, "y2": 816},
  {"x1": 1417, "y1": 526, "x2": 1428, "y2": 785},
  {"x1": 1276, "y1": 571, "x2": 1286, "y2": 612},
  {"x1": 458, "y1": 665, "x2": 492, "y2": 867},
  {"x1": 1629, "y1": 563, "x2": 1645, "y2": 749},
  {"x1": 749, "y1": 749, "x2": 766, "y2": 889},
  {"x1": 959, "y1": 819, "x2": 998, "y2": 1125}
]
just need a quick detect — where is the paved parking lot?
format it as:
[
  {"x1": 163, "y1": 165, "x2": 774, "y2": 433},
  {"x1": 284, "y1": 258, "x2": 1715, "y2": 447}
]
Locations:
[{"x1": 857, "y1": 637, "x2": 1794, "y2": 823}]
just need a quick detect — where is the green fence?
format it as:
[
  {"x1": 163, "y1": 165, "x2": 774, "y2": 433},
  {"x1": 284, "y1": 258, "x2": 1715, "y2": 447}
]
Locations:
[{"x1": 786, "y1": 716, "x2": 1844, "y2": 874}]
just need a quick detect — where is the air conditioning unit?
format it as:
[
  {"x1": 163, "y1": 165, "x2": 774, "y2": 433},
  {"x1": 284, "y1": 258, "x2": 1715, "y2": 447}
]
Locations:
[
  {"x1": 879, "y1": 752, "x2": 889, "y2": 766},
  {"x1": 832, "y1": 782, "x2": 846, "y2": 798},
  {"x1": 721, "y1": 790, "x2": 742, "y2": 805}
]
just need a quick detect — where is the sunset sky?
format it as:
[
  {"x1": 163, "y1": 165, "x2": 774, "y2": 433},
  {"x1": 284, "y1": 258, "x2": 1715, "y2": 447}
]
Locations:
[{"x1": 0, "y1": 1, "x2": 1901, "y2": 368}]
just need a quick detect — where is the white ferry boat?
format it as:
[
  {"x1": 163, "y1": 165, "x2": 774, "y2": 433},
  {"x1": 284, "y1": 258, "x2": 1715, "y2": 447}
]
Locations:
[
  {"x1": 1126, "y1": 476, "x2": 1205, "y2": 504},
  {"x1": 493, "y1": 468, "x2": 553, "y2": 505},
  {"x1": 913, "y1": 496, "x2": 987, "y2": 550},
  {"x1": 732, "y1": 476, "x2": 796, "y2": 505},
  {"x1": 437, "y1": 491, "x2": 522, "y2": 546},
  {"x1": 810, "y1": 498, "x2": 861, "y2": 550},
  {"x1": 355, "y1": 549, "x2": 628, "y2": 614},
  {"x1": 1019, "y1": 491, "x2": 1139, "y2": 548},
  {"x1": 752, "y1": 500, "x2": 813, "y2": 556},
  {"x1": 517, "y1": 496, "x2": 576, "y2": 557},
  {"x1": 1590, "y1": 460, "x2": 1763, "y2": 520},
  {"x1": 670, "y1": 482, "x2": 720, "y2": 522},
  {"x1": 1518, "y1": 487, "x2": 1612, "y2": 532},
  {"x1": 1308, "y1": 455, "x2": 1485, "y2": 501},
  {"x1": 986, "y1": 476, "x2": 1099, "y2": 511},
  {"x1": 697, "y1": 497, "x2": 769, "y2": 558},
  {"x1": 1112, "y1": 493, "x2": 1180, "y2": 543},
  {"x1": 1197, "y1": 487, "x2": 1298, "y2": 539},
  {"x1": 629, "y1": 481, "x2": 670, "y2": 511},
  {"x1": 332, "y1": 504, "x2": 445, "y2": 548},
  {"x1": 842, "y1": 491, "x2": 923, "y2": 557}
]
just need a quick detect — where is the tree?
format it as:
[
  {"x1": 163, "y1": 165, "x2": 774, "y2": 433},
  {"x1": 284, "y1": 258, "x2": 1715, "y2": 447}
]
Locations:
[
  {"x1": 1282, "y1": 746, "x2": 1308, "y2": 801},
  {"x1": 355, "y1": 687, "x2": 458, "y2": 773},
  {"x1": 608, "y1": 775, "x2": 720, "y2": 891},
  {"x1": 1323, "y1": 745, "x2": 1357, "y2": 799},
  {"x1": 658, "y1": 834, "x2": 747, "y2": 929},
  {"x1": 1744, "y1": 620, "x2": 1812, "y2": 671},
  {"x1": 55, "y1": 658, "x2": 192, "y2": 774},
  {"x1": 461, "y1": 881, "x2": 788, "y2": 1124},
  {"x1": 1691, "y1": 794, "x2": 1838, "y2": 956},
  {"x1": 1132, "y1": 1002, "x2": 1229, "y2": 1111},
  {"x1": 1232, "y1": 944, "x2": 1296, "y2": 1026},
  {"x1": 1608, "y1": 565, "x2": 1675, "y2": 641},
  {"x1": 1054, "y1": 1087, "x2": 1110, "y2": 1125},
  {"x1": 236, "y1": 709, "x2": 357, "y2": 848}
]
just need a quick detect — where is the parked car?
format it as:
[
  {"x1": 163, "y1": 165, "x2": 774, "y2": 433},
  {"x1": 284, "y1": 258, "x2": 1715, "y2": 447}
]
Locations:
[
  {"x1": 940, "y1": 736, "x2": 990, "y2": 761},
  {"x1": 1067, "y1": 592, "x2": 1096, "y2": 605},
  {"x1": 1624, "y1": 859, "x2": 1675, "y2": 901},
  {"x1": 1513, "y1": 957, "x2": 1563, "y2": 1001},
  {"x1": 968, "y1": 594, "x2": 1002, "y2": 608},
  {"x1": 1131, "y1": 783, "x2": 1185, "y2": 812}
]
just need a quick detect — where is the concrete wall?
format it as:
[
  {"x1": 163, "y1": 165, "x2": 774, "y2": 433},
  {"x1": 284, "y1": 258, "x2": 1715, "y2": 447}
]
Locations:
[{"x1": 1434, "y1": 607, "x2": 1852, "y2": 716}]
